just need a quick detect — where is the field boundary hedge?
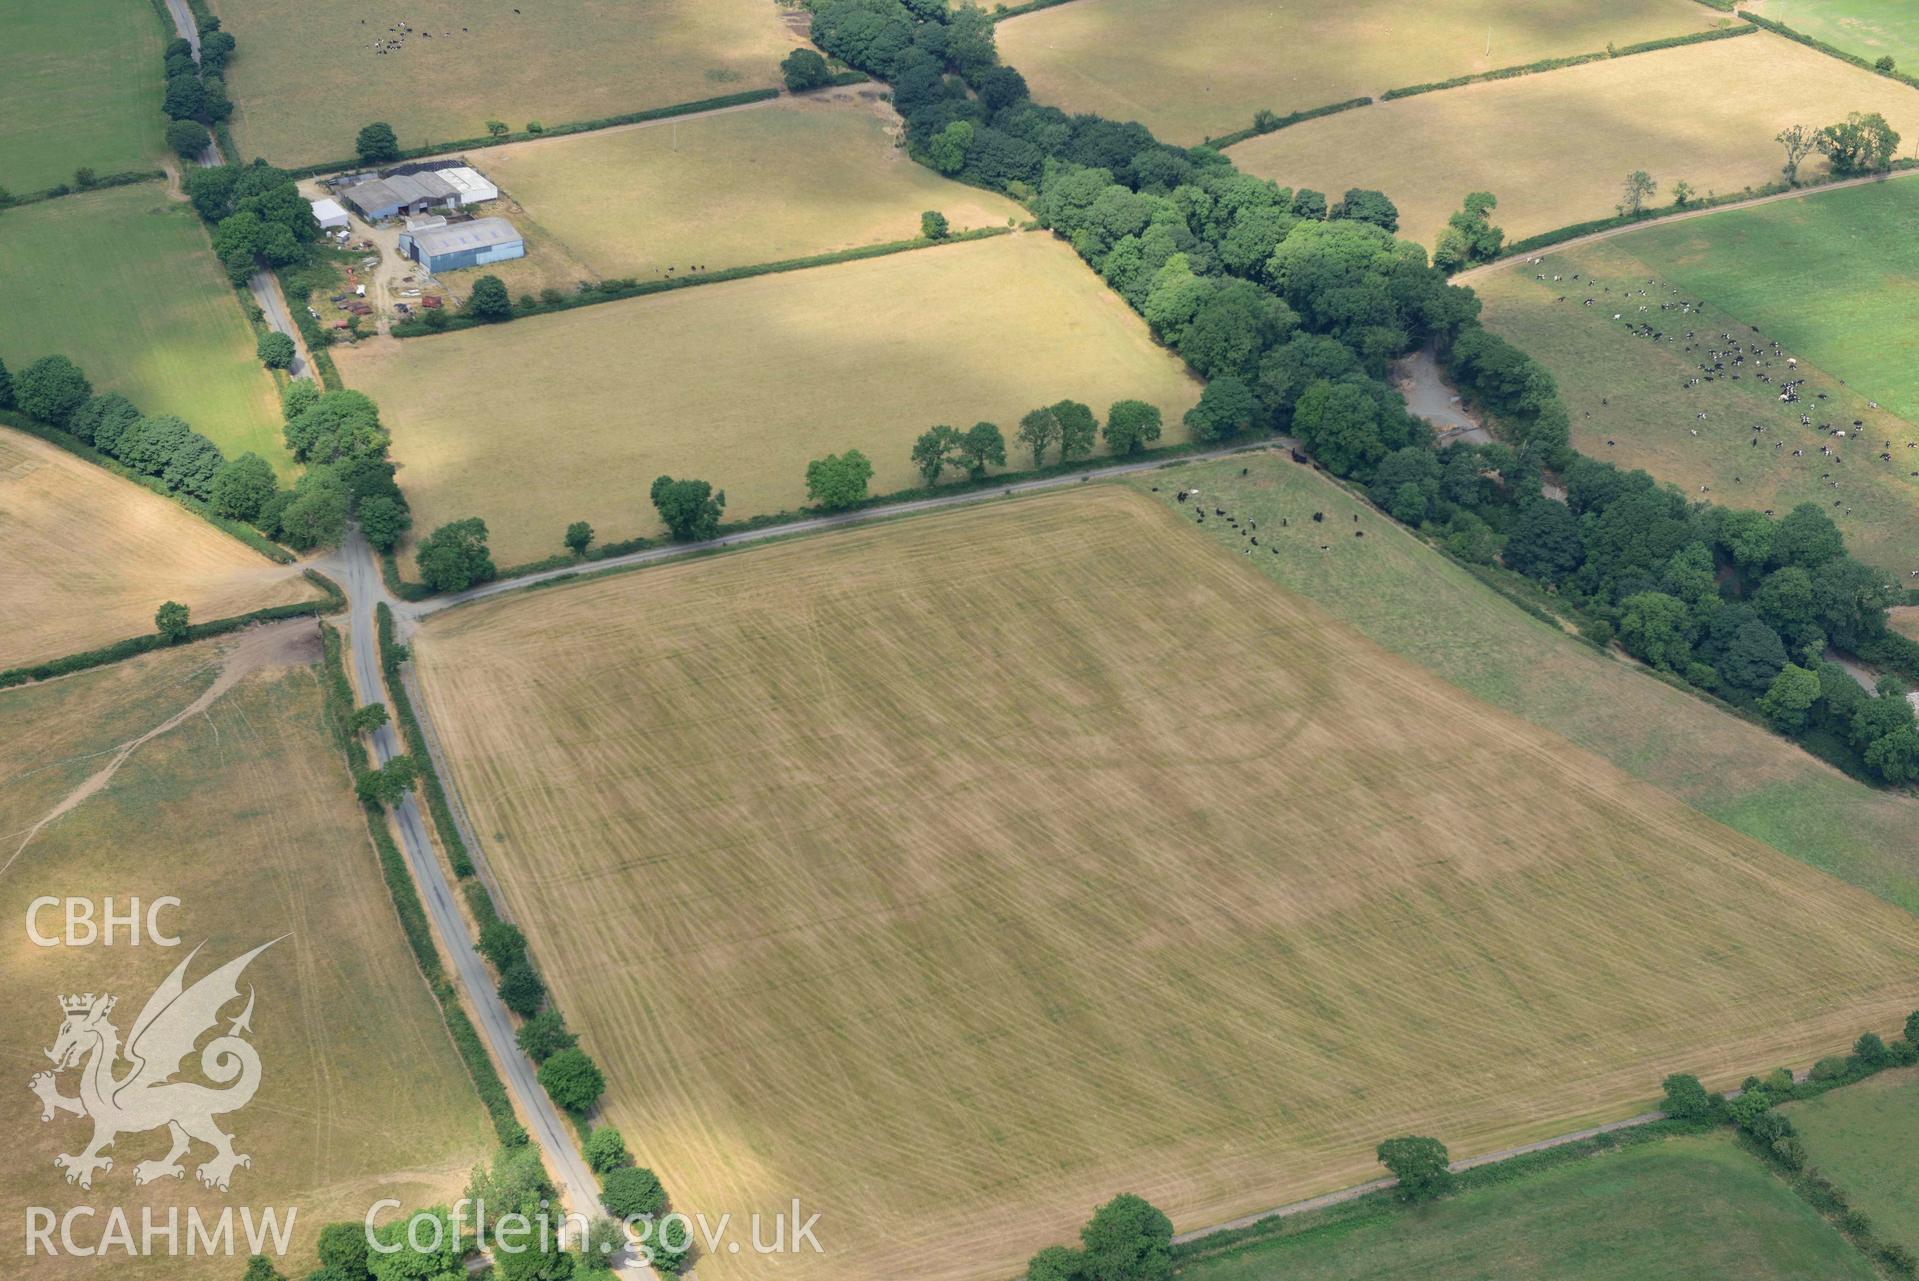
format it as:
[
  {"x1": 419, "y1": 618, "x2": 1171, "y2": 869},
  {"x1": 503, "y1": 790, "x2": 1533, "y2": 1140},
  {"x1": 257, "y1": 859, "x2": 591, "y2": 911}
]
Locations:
[
  {"x1": 376, "y1": 603, "x2": 475, "y2": 877},
  {"x1": 1379, "y1": 23, "x2": 1756, "y2": 100},
  {"x1": 986, "y1": 0, "x2": 1083, "y2": 21},
  {"x1": 389, "y1": 225, "x2": 1014, "y2": 337},
  {"x1": 0, "y1": 170, "x2": 170, "y2": 212},
  {"x1": 279, "y1": 88, "x2": 783, "y2": 179},
  {"x1": 0, "y1": 570, "x2": 342, "y2": 689},
  {"x1": 1737, "y1": 11, "x2": 1919, "y2": 89},
  {"x1": 1205, "y1": 97, "x2": 1374, "y2": 150},
  {"x1": 1, "y1": 410, "x2": 297, "y2": 561},
  {"x1": 319, "y1": 623, "x2": 528, "y2": 1147},
  {"x1": 1493, "y1": 160, "x2": 1919, "y2": 258}
]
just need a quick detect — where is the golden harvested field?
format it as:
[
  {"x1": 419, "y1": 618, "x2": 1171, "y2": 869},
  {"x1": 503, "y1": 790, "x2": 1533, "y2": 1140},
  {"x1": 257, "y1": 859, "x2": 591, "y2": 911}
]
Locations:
[
  {"x1": 413, "y1": 487, "x2": 1919, "y2": 1281},
  {"x1": 473, "y1": 91, "x2": 1025, "y2": 280},
  {"x1": 0, "y1": 427, "x2": 318, "y2": 671},
  {"x1": 997, "y1": 0, "x2": 1716, "y2": 146},
  {"x1": 212, "y1": 0, "x2": 796, "y2": 168},
  {"x1": 0, "y1": 632, "x2": 492, "y2": 1279},
  {"x1": 1229, "y1": 33, "x2": 1919, "y2": 247},
  {"x1": 336, "y1": 233, "x2": 1200, "y2": 570}
]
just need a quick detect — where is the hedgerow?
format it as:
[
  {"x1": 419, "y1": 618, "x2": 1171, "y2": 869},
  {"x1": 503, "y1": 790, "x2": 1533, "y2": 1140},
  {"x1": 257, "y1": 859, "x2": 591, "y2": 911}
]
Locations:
[{"x1": 1378, "y1": 24, "x2": 1756, "y2": 100}]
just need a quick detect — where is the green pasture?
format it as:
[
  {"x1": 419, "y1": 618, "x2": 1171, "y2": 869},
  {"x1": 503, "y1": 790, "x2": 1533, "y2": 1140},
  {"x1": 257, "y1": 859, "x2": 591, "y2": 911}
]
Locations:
[
  {"x1": 1177, "y1": 1134, "x2": 1874, "y2": 1281},
  {"x1": 1788, "y1": 1067, "x2": 1919, "y2": 1253},
  {"x1": 1754, "y1": 0, "x2": 1919, "y2": 69},
  {"x1": 0, "y1": 0, "x2": 167, "y2": 193},
  {"x1": 0, "y1": 183, "x2": 288, "y2": 472}
]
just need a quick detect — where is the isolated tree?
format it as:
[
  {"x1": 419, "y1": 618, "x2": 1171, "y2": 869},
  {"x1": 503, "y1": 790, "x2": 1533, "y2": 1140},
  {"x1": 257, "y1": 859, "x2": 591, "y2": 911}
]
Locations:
[
  {"x1": 806, "y1": 450, "x2": 874, "y2": 510},
  {"x1": 582, "y1": 1217, "x2": 627, "y2": 1273},
  {"x1": 1818, "y1": 111, "x2": 1901, "y2": 174},
  {"x1": 1377, "y1": 1135, "x2": 1452, "y2": 1202},
  {"x1": 162, "y1": 74, "x2": 205, "y2": 121},
  {"x1": 414, "y1": 517, "x2": 496, "y2": 592},
  {"x1": 1103, "y1": 400, "x2": 1162, "y2": 456},
  {"x1": 955, "y1": 421, "x2": 1006, "y2": 478},
  {"x1": 210, "y1": 452, "x2": 277, "y2": 521},
  {"x1": 355, "y1": 121, "x2": 401, "y2": 164},
  {"x1": 1432, "y1": 191, "x2": 1503, "y2": 272},
  {"x1": 1671, "y1": 179, "x2": 1694, "y2": 208},
  {"x1": 1660, "y1": 1073, "x2": 1716, "y2": 1121},
  {"x1": 1078, "y1": 1194, "x2": 1174, "y2": 1281},
  {"x1": 355, "y1": 755, "x2": 417, "y2": 808},
  {"x1": 155, "y1": 601, "x2": 190, "y2": 643},
  {"x1": 1052, "y1": 399, "x2": 1099, "y2": 461},
  {"x1": 464, "y1": 275, "x2": 513, "y2": 322},
  {"x1": 599, "y1": 1165, "x2": 666, "y2": 1220},
  {"x1": 516, "y1": 1009, "x2": 577, "y2": 1063},
  {"x1": 15, "y1": 355, "x2": 92, "y2": 426},
  {"x1": 497, "y1": 957, "x2": 546, "y2": 1017},
  {"x1": 920, "y1": 209, "x2": 950, "y2": 240},
  {"x1": 911, "y1": 424, "x2": 962, "y2": 485},
  {"x1": 1618, "y1": 170, "x2": 1657, "y2": 216},
  {"x1": 357, "y1": 492, "x2": 411, "y2": 553},
  {"x1": 538, "y1": 1047, "x2": 605, "y2": 1116},
  {"x1": 478, "y1": 920, "x2": 527, "y2": 972},
  {"x1": 1775, "y1": 124, "x2": 1817, "y2": 185},
  {"x1": 649, "y1": 475, "x2": 725, "y2": 541},
  {"x1": 241, "y1": 1256, "x2": 286, "y2": 1281},
  {"x1": 564, "y1": 520, "x2": 594, "y2": 555},
  {"x1": 781, "y1": 47, "x2": 832, "y2": 92},
  {"x1": 349, "y1": 703, "x2": 388, "y2": 734},
  {"x1": 256, "y1": 330, "x2": 296, "y2": 369},
  {"x1": 1016, "y1": 406, "x2": 1061, "y2": 467},
  {"x1": 584, "y1": 1126, "x2": 630, "y2": 1174},
  {"x1": 165, "y1": 118, "x2": 211, "y2": 158},
  {"x1": 485, "y1": 119, "x2": 509, "y2": 138},
  {"x1": 1876, "y1": 54, "x2": 1898, "y2": 72},
  {"x1": 316, "y1": 1222, "x2": 371, "y2": 1277}
]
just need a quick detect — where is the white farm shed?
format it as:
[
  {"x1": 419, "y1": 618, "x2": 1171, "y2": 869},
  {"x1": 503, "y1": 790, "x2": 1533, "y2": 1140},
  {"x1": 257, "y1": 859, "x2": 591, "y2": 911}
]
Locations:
[
  {"x1": 310, "y1": 197, "x2": 350, "y2": 231},
  {"x1": 437, "y1": 166, "x2": 499, "y2": 206}
]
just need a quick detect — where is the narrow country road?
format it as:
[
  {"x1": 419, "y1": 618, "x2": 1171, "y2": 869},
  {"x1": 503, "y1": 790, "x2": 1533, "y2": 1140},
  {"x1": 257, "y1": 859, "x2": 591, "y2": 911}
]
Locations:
[
  {"x1": 315, "y1": 532, "x2": 650, "y2": 1279},
  {"x1": 161, "y1": 0, "x2": 314, "y2": 379}
]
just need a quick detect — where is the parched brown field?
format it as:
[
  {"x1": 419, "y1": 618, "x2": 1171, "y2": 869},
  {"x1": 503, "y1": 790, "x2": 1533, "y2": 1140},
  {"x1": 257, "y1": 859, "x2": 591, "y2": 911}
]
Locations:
[
  {"x1": 413, "y1": 487, "x2": 1919, "y2": 1281},
  {"x1": 212, "y1": 0, "x2": 796, "y2": 168},
  {"x1": 1229, "y1": 33, "x2": 1919, "y2": 247},
  {"x1": 336, "y1": 233, "x2": 1201, "y2": 571},
  {"x1": 997, "y1": 0, "x2": 1716, "y2": 145},
  {"x1": 473, "y1": 91, "x2": 1025, "y2": 281},
  {"x1": 0, "y1": 427, "x2": 318, "y2": 670},
  {"x1": 1893, "y1": 607, "x2": 1919, "y2": 642},
  {"x1": 0, "y1": 632, "x2": 492, "y2": 1279}
]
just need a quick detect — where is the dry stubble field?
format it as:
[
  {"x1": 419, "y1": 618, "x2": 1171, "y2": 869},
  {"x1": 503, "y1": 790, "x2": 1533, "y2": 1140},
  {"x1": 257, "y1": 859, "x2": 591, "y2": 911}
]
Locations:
[
  {"x1": 0, "y1": 427, "x2": 318, "y2": 671},
  {"x1": 471, "y1": 92, "x2": 1025, "y2": 280},
  {"x1": 996, "y1": 0, "x2": 1716, "y2": 145},
  {"x1": 1229, "y1": 33, "x2": 1919, "y2": 247},
  {"x1": 0, "y1": 634, "x2": 492, "y2": 1279},
  {"x1": 413, "y1": 487, "x2": 1919, "y2": 1281},
  {"x1": 337, "y1": 233, "x2": 1200, "y2": 571},
  {"x1": 211, "y1": 0, "x2": 795, "y2": 168}
]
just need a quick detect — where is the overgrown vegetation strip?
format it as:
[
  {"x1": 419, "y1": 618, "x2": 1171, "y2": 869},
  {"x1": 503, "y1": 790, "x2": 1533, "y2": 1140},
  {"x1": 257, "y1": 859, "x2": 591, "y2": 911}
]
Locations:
[
  {"x1": 390, "y1": 225, "x2": 1016, "y2": 337},
  {"x1": 1203, "y1": 98, "x2": 1374, "y2": 150},
  {"x1": 376, "y1": 603, "x2": 474, "y2": 876},
  {"x1": 1377, "y1": 23, "x2": 1758, "y2": 100},
  {"x1": 319, "y1": 621, "x2": 528, "y2": 1148},
  {"x1": 0, "y1": 169, "x2": 169, "y2": 211}
]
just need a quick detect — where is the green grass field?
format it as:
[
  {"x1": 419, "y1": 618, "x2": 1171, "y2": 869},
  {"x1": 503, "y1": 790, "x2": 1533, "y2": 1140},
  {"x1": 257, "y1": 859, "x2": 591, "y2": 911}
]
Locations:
[
  {"x1": 0, "y1": 633, "x2": 493, "y2": 1280},
  {"x1": 0, "y1": 184, "x2": 289, "y2": 471},
  {"x1": 0, "y1": 0, "x2": 166, "y2": 193},
  {"x1": 1177, "y1": 1134, "x2": 1875, "y2": 1281},
  {"x1": 1128, "y1": 456, "x2": 1919, "y2": 915},
  {"x1": 1614, "y1": 179, "x2": 1919, "y2": 427},
  {"x1": 473, "y1": 92, "x2": 1025, "y2": 281},
  {"x1": 1472, "y1": 232, "x2": 1919, "y2": 580},
  {"x1": 996, "y1": 0, "x2": 1716, "y2": 146},
  {"x1": 1787, "y1": 1068, "x2": 1919, "y2": 1254},
  {"x1": 1229, "y1": 34, "x2": 1919, "y2": 247},
  {"x1": 414, "y1": 486, "x2": 1919, "y2": 1281},
  {"x1": 1749, "y1": 0, "x2": 1919, "y2": 68},
  {"x1": 212, "y1": 0, "x2": 796, "y2": 168},
  {"x1": 337, "y1": 232, "x2": 1200, "y2": 570}
]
